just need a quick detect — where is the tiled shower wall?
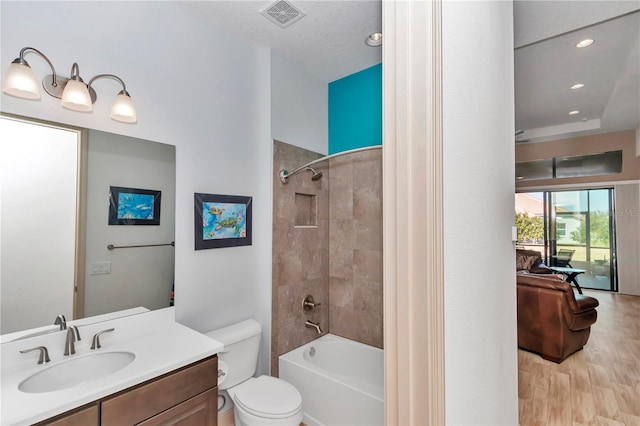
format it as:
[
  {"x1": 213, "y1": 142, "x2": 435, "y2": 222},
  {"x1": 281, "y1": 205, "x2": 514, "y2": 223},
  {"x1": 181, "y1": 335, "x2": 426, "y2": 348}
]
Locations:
[
  {"x1": 328, "y1": 150, "x2": 383, "y2": 348},
  {"x1": 271, "y1": 142, "x2": 383, "y2": 375},
  {"x1": 272, "y1": 141, "x2": 329, "y2": 376}
]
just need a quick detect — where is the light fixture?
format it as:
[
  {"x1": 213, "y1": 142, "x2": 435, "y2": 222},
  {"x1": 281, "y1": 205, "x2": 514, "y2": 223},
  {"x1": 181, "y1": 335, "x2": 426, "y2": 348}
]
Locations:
[
  {"x1": 576, "y1": 39, "x2": 594, "y2": 48},
  {"x1": 2, "y1": 47, "x2": 137, "y2": 123},
  {"x1": 61, "y1": 63, "x2": 93, "y2": 112},
  {"x1": 569, "y1": 110, "x2": 580, "y2": 115},
  {"x1": 570, "y1": 83, "x2": 585, "y2": 90},
  {"x1": 365, "y1": 32, "x2": 382, "y2": 47}
]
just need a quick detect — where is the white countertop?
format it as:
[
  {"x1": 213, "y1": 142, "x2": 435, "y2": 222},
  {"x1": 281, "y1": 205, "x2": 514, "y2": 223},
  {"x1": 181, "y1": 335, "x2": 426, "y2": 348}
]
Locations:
[{"x1": 1, "y1": 308, "x2": 224, "y2": 425}]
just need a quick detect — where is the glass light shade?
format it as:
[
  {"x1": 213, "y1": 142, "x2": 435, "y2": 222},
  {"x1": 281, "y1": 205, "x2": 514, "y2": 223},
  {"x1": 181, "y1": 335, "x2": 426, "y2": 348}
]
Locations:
[
  {"x1": 110, "y1": 93, "x2": 137, "y2": 123},
  {"x1": 61, "y1": 79, "x2": 92, "y2": 112},
  {"x1": 2, "y1": 62, "x2": 41, "y2": 99}
]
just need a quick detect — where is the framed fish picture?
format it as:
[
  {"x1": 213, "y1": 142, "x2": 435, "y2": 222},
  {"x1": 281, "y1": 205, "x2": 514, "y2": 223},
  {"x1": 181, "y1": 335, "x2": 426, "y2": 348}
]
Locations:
[
  {"x1": 109, "y1": 186, "x2": 161, "y2": 225},
  {"x1": 194, "y1": 193, "x2": 252, "y2": 250}
]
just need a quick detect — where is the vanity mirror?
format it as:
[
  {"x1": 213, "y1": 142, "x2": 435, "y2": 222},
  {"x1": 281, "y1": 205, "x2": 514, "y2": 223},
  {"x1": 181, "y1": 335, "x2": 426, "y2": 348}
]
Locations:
[{"x1": 0, "y1": 114, "x2": 176, "y2": 338}]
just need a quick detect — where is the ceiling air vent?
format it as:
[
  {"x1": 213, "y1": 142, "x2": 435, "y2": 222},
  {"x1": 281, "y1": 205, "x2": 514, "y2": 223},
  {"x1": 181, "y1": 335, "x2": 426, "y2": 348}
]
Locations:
[{"x1": 261, "y1": 0, "x2": 305, "y2": 29}]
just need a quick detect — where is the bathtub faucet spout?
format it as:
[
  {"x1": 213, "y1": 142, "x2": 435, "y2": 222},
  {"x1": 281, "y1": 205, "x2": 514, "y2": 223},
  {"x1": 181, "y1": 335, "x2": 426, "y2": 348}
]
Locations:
[{"x1": 305, "y1": 320, "x2": 322, "y2": 335}]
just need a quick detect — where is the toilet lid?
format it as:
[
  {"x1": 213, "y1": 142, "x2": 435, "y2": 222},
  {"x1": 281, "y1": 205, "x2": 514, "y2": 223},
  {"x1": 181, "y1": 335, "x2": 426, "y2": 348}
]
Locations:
[{"x1": 233, "y1": 376, "x2": 302, "y2": 419}]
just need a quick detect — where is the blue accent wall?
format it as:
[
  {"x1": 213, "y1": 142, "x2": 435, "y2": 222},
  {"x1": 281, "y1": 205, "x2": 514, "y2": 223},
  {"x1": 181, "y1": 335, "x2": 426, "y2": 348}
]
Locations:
[{"x1": 328, "y1": 63, "x2": 382, "y2": 154}]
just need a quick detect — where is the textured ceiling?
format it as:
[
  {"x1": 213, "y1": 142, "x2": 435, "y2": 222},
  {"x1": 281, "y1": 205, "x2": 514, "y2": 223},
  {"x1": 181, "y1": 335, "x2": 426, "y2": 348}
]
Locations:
[{"x1": 178, "y1": 0, "x2": 382, "y2": 83}]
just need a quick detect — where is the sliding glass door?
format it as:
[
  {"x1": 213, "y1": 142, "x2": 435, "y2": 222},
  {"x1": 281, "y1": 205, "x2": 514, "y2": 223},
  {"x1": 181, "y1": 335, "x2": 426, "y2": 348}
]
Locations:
[{"x1": 515, "y1": 189, "x2": 618, "y2": 291}]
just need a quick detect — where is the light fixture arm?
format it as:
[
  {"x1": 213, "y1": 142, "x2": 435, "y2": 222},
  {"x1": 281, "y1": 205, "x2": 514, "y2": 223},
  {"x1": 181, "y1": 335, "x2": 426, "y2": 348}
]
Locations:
[
  {"x1": 87, "y1": 73, "x2": 129, "y2": 96},
  {"x1": 69, "y1": 63, "x2": 83, "y2": 81},
  {"x1": 15, "y1": 46, "x2": 58, "y2": 87}
]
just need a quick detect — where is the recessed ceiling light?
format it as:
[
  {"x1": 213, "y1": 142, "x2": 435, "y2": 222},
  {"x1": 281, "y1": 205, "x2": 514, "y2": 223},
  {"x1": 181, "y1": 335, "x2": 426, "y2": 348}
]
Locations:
[
  {"x1": 569, "y1": 110, "x2": 580, "y2": 115},
  {"x1": 365, "y1": 32, "x2": 382, "y2": 47},
  {"x1": 576, "y1": 39, "x2": 594, "y2": 48},
  {"x1": 516, "y1": 176, "x2": 524, "y2": 180},
  {"x1": 571, "y1": 83, "x2": 585, "y2": 90}
]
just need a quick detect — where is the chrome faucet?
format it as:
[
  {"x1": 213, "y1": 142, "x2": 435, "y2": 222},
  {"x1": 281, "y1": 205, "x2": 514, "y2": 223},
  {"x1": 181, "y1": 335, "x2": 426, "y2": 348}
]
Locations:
[
  {"x1": 64, "y1": 326, "x2": 81, "y2": 356},
  {"x1": 91, "y1": 328, "x2": 115, "y2": 350},
  {"x1": 54, "y1": 314, "x2": 67, "y2": 330},
  {"x1": 305, "y1": 320, "x2": 322, "y2": 335},
  {"x1": 20, "y1": 346, "x2": 51, "y2": 364}
]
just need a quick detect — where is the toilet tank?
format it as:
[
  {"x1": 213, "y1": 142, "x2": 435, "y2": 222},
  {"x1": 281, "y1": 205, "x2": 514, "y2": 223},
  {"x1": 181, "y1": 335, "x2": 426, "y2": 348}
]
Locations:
[{"x1": 205, "y1": 319, "x2": 262, "y2": 390}]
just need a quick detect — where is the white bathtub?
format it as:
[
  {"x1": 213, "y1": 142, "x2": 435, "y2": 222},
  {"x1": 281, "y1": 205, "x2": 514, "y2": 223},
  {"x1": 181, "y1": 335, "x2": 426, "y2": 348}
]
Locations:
[{"x1": 279, "y1": 334, "x2": 383, "y2": 426}]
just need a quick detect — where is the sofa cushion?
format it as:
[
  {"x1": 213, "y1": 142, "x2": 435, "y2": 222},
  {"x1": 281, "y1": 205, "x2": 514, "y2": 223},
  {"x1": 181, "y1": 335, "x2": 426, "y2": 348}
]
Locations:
[
  {"x1": 516, "y1": 254, "x2": 538, "y2": 271},
  {"x1": 516, "y1": 249, "x2": 543, "y2": 271}
]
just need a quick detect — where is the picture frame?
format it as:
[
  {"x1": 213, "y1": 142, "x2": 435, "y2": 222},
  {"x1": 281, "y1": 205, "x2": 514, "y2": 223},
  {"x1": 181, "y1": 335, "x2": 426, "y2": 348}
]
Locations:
[
  {"x1": 194, "y1": 193, "x2": 252, "y2": 250},
  {"x1": 109, "y1": 186, "x2": 161, "y2": 225}
]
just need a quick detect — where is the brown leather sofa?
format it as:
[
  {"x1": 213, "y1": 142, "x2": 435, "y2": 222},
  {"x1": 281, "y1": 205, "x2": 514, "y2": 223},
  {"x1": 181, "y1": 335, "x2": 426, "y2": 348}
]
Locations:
[{"x1": 517, "y1": 272, "x2": 599, "y2": 363}]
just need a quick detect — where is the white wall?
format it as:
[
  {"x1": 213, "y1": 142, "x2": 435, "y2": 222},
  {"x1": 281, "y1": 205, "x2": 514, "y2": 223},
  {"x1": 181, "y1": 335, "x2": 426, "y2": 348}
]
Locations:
[
  {"x1": 614, "y1": 183, "x2": 640, "y2": 296},
  {"x1": 84, "y1": 130, "x2": 176, "y2": 316},
  {"x1": 442, "y1": 1, "x2": 518, "y2": 424},
  {"x1": 271, "y1": 51, "x2": 328, "y2": 155},
  {"x1": 1, "y1": 2, "x2": 272, "y2": 374},
  {"x1": 0, "y1": 118, "x2": 78, "y2": 333}
]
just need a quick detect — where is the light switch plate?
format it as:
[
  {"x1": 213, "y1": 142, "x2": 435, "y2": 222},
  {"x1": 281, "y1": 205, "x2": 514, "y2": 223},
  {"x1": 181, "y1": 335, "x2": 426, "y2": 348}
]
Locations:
[{"x1": 91, "y1": 261, "x2": 111, "y2": 275}]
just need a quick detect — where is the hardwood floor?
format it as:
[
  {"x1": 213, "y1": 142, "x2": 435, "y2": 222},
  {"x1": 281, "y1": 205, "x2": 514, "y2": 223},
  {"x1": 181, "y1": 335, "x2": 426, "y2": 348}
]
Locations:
[{"x1": 518, "y1": 290, "x2": 640, "y2": 425}]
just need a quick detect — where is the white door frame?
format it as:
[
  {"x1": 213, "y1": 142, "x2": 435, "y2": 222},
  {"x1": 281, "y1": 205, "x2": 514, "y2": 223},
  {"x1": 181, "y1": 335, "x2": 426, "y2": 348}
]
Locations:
[{"x1": 382, "y1": 1, "x2": 446, "y2": 424}]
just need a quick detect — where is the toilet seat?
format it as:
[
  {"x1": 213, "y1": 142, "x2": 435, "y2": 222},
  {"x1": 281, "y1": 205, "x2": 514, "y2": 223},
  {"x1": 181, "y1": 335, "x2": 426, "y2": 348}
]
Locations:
[{"x1": 233, "y1": 376, "x2": 302, "y2": 419}]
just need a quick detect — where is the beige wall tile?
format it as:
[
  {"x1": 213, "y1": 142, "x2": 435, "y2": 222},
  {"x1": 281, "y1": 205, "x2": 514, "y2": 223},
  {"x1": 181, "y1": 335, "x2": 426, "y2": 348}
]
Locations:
[
  {"x1": 272, "y1": 141, "x2": 329, "y2": 376},
  {"x1": 272, "y1": 141, "x2": 383, "y2": 375}
]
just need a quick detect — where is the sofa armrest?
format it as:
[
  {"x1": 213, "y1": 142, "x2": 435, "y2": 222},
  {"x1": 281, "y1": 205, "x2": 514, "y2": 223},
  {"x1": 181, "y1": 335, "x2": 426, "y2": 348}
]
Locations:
[
  {"x1": 574, "y1": 294, "x2": 599, "y2": 312},
  {"x1": 565, "y1": 309, "x2": 598, "y2": 331}
]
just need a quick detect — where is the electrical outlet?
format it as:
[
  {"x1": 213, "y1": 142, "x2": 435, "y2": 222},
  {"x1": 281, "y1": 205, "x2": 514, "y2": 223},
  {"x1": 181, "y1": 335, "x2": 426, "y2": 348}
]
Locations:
[{"x1": 91, "y1": 261, "x2": 111, "y2": 275}]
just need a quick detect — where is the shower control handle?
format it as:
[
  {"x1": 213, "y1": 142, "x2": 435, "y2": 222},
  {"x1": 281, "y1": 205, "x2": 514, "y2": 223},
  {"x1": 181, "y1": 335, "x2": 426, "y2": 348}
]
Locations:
[{"x1": 302, "y1": 295, "x2": 321, "y2": 313}]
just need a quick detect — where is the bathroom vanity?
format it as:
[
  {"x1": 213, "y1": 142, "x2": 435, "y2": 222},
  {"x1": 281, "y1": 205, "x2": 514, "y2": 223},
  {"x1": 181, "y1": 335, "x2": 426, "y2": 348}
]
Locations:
[
  {"x1": 1, "y1": 308, "x2": 223, "y2": 425},
  {"x1": 40, "y1": 356, "x2": 218, "y2": 425}
]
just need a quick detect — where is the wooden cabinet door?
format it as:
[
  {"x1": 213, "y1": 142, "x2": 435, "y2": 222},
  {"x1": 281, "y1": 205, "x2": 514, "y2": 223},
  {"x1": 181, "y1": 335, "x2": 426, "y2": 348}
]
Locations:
[
  {"x1": 38, "y1": 403, "x2": 99, "y2": 426},
  {"x1": 101, "y1": 356, "x2": 217, "y2": 426},
  {"x1": 138, "y1": 388, "x2": 217, "y2": 426}
]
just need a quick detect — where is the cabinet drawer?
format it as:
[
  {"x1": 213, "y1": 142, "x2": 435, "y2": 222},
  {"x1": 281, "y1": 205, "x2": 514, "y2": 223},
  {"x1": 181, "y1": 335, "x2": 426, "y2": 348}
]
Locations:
[
  {"x1": 138, "y1": 388, "x2": 217, "y2": 426},
  {"x1": 37, "y1": 403, "x2": 99, "y2": 426},
  {"x1": 101, "y1": 356, "x2": 217, "y2": 426}
]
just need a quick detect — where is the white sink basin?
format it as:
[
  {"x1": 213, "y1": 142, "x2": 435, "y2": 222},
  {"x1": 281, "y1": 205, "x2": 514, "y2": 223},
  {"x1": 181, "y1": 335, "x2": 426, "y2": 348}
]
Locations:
[{"x1": 19, "y1": 352, "x2": 135, "y2": 393}]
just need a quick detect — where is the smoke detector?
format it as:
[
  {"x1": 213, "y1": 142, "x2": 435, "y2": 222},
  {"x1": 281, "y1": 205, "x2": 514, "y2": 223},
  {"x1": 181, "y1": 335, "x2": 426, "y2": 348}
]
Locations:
[{"x1": 261, "y1": 0, "x2": 305, "y2": 29}]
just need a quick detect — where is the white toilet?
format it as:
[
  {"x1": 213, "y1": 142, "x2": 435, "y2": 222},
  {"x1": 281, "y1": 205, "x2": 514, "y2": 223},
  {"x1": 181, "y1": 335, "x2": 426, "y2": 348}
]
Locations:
[{"x1": 206, "y1": 319, "x2": 303, "y2": 426}]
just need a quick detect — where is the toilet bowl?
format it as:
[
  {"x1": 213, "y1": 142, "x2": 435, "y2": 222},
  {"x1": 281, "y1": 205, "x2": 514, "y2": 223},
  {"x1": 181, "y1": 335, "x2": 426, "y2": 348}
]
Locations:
[
  {"x1": 205, "y1": 319, "x2": 303, "y2": 426},
  {"x1": 226, "y1": 376, "x2": 303, "y2": 426}
]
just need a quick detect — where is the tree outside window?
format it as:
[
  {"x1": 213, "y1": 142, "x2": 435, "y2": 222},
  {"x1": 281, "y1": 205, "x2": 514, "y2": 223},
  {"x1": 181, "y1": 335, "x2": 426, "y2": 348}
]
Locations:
[{"x1": 515, "y1": 212, "x2": 544, "y2": 243}]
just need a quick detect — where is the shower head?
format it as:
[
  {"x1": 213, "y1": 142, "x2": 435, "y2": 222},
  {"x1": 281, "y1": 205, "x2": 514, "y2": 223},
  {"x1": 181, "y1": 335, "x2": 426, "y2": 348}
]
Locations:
[{"x1": 307, "y1": 167, "x2": 323, "y2": 181}]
